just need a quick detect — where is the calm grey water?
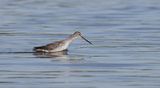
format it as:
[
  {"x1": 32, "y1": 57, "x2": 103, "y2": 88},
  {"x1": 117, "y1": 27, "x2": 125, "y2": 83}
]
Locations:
[{"x1": 0, "y1": 0, "x2": 160, "y2": 88}]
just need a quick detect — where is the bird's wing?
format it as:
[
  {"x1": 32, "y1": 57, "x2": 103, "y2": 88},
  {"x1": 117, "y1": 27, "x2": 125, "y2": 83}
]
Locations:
[{"x1": 45, "y1": 40, "x2": 65, "y2": 50}]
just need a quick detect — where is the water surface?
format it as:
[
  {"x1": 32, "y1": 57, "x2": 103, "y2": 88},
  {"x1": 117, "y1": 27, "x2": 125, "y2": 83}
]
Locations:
[{"x1": 0, "y1": 0, "x2": 160, "y2": 88}]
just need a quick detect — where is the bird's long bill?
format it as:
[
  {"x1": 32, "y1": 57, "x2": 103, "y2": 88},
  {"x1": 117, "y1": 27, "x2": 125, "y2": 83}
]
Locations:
[{"x1": 80, "y1": 35, "x2": 93, "y2": 45}]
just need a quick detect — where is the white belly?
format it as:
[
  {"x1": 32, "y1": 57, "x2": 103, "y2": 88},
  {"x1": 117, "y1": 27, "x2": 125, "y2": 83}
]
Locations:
[{"x1": 50, "y1": 42, "x2": 69, "y2": 52}]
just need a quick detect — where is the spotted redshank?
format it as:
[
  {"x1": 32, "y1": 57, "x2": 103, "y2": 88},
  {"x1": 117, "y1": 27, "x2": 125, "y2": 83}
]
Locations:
[{"x1": 33, "y1": 31, "x2": 92, "y2": 52}]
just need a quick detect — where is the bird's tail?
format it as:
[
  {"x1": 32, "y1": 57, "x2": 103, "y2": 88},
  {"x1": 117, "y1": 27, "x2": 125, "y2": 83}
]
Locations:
[{"x1": 33, "y1": 46, "x2": 46, "y2": 52}]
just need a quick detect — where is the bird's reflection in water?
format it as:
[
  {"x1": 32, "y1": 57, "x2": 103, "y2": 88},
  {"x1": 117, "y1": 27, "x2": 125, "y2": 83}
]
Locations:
[
  {"x1": 33, "y1": 50, "x2": 68, "y2": 58},
  {"x1": 33, "y1": 50, "x2": 85, "y2": 63}
]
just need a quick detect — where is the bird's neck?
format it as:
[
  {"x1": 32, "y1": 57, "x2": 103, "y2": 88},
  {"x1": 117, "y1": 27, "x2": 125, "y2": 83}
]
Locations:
[{"x1": 65, "y1": 35, "x2": 77, "y2": 44}]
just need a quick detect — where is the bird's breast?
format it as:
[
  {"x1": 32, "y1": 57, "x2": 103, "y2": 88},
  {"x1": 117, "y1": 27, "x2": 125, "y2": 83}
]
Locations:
[{"x1": 50, "y1": 42, "x2": 69, "y2": 52}]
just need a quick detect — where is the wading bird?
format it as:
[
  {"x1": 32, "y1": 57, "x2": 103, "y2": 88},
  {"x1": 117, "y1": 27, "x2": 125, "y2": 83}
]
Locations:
[{"x1": 33, "y1": 31, "x2": 92, "y2": 53}]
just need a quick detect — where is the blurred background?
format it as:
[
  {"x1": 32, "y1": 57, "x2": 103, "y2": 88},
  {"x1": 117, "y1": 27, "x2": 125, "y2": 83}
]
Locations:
[{"x1": 0, "y1": 0, "x2": 160, "y2": 88}]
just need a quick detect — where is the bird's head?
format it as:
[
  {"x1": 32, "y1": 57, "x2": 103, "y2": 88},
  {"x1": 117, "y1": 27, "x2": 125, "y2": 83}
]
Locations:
[{"x1": 72, "y1": 31, "x2": 93, "y2": 45}]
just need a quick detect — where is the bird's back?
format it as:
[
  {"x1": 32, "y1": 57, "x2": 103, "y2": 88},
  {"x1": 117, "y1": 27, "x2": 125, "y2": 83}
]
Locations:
[{"x1": 33, "y1": 40, "x2": 67, "y2": 52}]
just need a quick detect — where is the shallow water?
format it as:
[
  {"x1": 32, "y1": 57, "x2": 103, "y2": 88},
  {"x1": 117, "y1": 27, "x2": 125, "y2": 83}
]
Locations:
[{"x1": 0, "y1": 0, "x2": 160, "y2": 88}]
